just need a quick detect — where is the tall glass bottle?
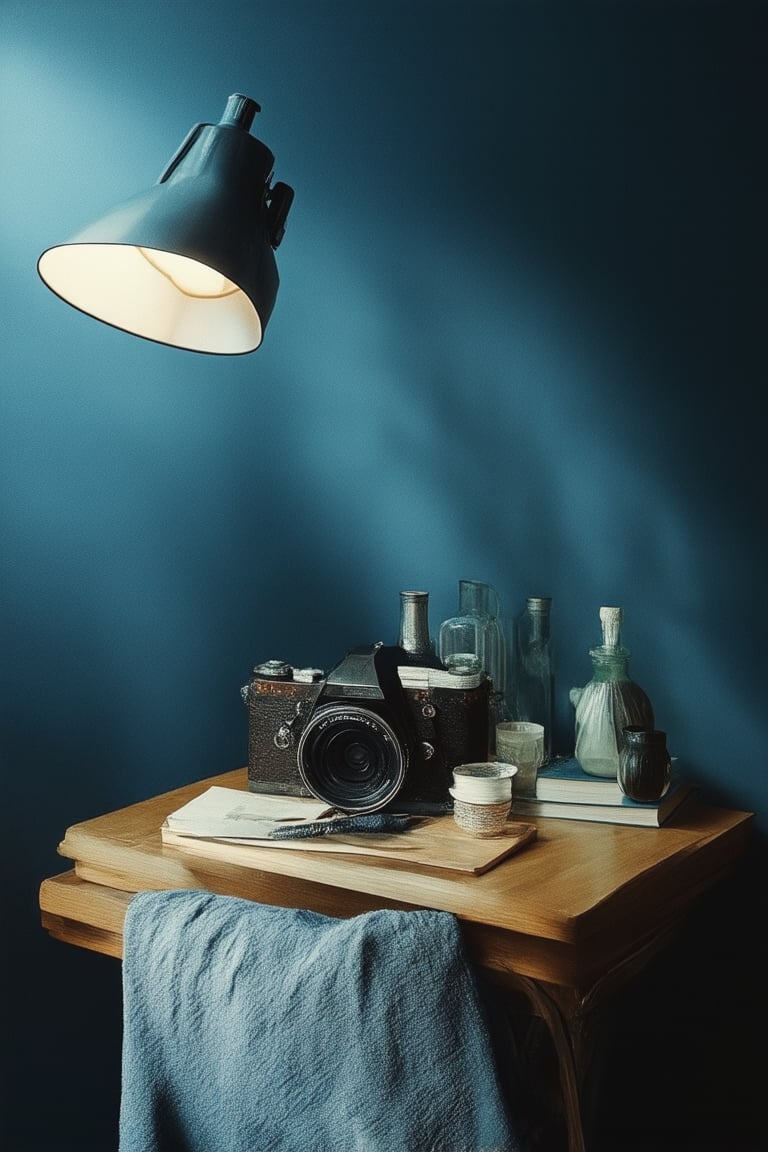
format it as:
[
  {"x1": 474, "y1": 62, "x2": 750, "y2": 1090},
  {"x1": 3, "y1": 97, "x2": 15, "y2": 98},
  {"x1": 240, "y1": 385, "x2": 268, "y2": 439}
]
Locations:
[
  {"x1": 436, "y1": 578, "x2": 509, "y2": 757},
  {"x1": 570, "y1": 606, "x2": 654, "y2": 779},
  {"x1": 514, "y1": 596, "x2": 554, "y2": 762},
  {"x1": 460, "y1": 576, "x2": 506, "y2": 709},
  {"x1": 397, "y1": 590, "x2": 442, "y2": 668}
]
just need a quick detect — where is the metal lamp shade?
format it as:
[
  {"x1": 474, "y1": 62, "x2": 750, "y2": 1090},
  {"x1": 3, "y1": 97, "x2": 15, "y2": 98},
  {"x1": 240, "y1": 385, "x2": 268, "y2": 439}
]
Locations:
[{"x1": 38, "y1": 98, "x2": 289, "y2": 355}]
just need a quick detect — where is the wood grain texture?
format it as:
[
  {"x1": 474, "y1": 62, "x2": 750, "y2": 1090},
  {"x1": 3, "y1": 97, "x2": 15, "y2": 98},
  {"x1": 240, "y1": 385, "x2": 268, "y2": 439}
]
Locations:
[
  {"x1": 54, "y1": 768, "x2": 753, "y2": 948},
  {"x1": 43, "y1": 767, "x2": 754, "y2": 991}
]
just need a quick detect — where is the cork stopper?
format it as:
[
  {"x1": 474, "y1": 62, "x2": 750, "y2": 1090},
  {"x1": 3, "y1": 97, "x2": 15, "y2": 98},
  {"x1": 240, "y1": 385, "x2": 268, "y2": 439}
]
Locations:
[{"x1": 599, "y1": 606, "x2": 622, "y2": 649}]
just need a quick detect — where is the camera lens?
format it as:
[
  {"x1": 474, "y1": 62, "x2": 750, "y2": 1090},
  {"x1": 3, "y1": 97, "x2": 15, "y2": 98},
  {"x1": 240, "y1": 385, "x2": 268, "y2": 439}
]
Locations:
[{"x1": 297, "y1": 704, "x2": 406, "y2": 813}]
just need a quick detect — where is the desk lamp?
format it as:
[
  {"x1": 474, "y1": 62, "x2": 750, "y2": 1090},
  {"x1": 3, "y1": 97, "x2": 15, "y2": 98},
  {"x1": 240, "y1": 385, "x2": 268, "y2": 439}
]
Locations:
[{"x1": 37, "y1": 93, "x2": 293, "y2": 354}]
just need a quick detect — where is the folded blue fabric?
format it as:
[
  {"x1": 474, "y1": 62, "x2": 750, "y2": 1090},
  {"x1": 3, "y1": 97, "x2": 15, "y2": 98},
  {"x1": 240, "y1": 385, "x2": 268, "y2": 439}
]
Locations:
[{"x1": 119, "y1": 890, "x2": 522, "y2": 1152}]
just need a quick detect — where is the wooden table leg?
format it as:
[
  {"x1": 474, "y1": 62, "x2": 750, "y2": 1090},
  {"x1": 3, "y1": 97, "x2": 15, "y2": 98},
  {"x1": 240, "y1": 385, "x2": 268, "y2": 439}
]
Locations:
[
  {"x1": 487, "y1": 927, "x2": 681, "y2": 1152},
  {"x1": 511, "y1": 975, "x2": 588, "y2": 1152}
]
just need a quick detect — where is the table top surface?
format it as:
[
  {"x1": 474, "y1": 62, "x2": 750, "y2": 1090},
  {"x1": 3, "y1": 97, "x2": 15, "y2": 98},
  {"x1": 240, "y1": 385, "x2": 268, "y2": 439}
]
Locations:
[
  {"x1": 52, "y1": 768, "x2": 753, "y2": 953},
  {"x1": 40, "y1": 769, "x2": 753, "y2": 1152}
]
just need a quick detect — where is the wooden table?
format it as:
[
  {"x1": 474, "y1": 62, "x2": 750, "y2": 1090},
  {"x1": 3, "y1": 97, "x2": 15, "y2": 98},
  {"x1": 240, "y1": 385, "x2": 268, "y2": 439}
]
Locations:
[{"x1": 39, "y1": 768, "x2": 753, "y2": 1152}]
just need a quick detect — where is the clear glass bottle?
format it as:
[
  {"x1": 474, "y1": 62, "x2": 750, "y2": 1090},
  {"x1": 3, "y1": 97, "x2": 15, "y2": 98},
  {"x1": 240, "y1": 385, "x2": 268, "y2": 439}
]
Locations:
[
  {"x1": 513, "y1": 596, "x2": 554, "y2": 762},
  {"x1": 458, "y1": 580, "x2": 506, "y2": 710},
  {"x1": 397, "y1": 590, "x2": 442, "y2": 668},
  {"x1": 439, "y1": 580, "x2": 508, "y2": 748},
  {"x1": 570, "y1": 606, "x2": 654, "y2": 779}
]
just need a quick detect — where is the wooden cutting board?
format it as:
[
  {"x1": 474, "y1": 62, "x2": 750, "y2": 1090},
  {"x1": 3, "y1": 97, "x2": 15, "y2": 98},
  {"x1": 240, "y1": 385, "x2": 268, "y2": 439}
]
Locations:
[{"x1": 161, "y1": 815, "x2": 537, "y2": 876}]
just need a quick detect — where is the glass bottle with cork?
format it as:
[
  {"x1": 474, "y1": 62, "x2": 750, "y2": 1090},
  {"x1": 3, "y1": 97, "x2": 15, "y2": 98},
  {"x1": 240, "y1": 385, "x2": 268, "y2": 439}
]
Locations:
[{"x1": 570, "y1": 605, "x2": 654, "y2": 778}]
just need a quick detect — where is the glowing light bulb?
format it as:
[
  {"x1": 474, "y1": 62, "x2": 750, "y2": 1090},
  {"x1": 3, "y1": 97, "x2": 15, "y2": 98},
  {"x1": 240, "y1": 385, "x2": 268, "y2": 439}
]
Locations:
[{"x1": 138, "y1": 248, "x2": 239, "y2": 298}]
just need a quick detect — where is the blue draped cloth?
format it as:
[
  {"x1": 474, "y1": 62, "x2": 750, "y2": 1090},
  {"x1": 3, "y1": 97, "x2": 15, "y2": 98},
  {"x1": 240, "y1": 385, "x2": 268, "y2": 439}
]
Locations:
[{"x1": 119, "y1": 890, "x2": 522, "y2": 1152}]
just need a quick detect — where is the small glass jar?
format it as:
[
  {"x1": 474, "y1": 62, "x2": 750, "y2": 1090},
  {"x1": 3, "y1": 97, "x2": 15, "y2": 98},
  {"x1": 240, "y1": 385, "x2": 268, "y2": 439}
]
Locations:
[
  {"x1": 618, "y1": 726, "x2": 671, "y2": 803},
  {"x1": 438, "y1": 614, "x2": 486, "y2": 674}
]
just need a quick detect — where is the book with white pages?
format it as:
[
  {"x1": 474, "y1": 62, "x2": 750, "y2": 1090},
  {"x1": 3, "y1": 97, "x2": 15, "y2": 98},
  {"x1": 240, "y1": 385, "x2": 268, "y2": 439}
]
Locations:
[
  {"x1": 513, "y1": 778, "x2": 693, "y2": 827},
  {"x1": 161, "y1": 785, "x2": 538, "y2": 873},
  {"x1": 530, "y1": 756, "x2": 682, "y2": 805},
  {"x1": 164, "y1": 786, "x2": 332, "y2": 841}
]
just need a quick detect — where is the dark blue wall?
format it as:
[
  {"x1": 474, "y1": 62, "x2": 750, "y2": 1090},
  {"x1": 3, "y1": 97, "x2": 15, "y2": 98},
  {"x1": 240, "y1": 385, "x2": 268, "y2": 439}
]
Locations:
[{"x1": 2, "y1": 2, "x2": 766, "y2": 1149}]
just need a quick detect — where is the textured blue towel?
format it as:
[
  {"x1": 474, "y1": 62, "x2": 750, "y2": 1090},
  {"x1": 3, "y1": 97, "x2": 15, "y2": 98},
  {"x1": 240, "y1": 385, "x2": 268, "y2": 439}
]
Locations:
[{"x1": 119, "y1": 890, "x2": 522, "y2": 1152}]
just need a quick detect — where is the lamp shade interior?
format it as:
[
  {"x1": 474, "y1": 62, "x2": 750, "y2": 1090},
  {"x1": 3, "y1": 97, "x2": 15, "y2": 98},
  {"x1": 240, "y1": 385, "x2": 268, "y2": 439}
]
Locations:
[
  {"x1": 38, "y1": 241, "x2": 264, "y2": 350},
  {"x1": 38, "y1": 242, "x2": 263, "y2": 354}
]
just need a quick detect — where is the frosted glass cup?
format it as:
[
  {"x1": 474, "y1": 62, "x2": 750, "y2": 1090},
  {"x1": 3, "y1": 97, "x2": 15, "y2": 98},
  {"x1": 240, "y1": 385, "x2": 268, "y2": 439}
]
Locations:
[{"x1": 495, "y1": 722, "x2": 545, "y2": 799}]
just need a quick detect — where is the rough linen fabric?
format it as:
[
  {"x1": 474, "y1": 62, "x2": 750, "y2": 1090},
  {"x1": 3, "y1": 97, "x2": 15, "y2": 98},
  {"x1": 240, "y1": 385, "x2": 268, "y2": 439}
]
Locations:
[{"x1": 119, "y1": 890, "x2": 522, "y2": 1152}]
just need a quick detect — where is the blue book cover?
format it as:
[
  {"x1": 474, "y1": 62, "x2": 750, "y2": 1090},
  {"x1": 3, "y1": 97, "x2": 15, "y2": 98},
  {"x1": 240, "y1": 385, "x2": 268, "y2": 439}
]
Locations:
[
  {"x1": 515, "y1": 766, "x2": 692, "y2": 826},
  {"x1": 534, "y1": 756, "x2": 681, "y2": 805},
  {"x1": 512, "y1": 788, "x2": 692, "y2": 826}
]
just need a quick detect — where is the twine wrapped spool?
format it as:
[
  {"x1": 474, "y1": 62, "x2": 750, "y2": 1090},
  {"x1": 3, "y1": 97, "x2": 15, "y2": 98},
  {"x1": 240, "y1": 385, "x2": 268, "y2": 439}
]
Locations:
[
  {"x1": 452, "y1": 796, "x2": 512, "y2": 838},
  {"x1": 452, "y1": 762, "x2": 517, "y2": 803}
]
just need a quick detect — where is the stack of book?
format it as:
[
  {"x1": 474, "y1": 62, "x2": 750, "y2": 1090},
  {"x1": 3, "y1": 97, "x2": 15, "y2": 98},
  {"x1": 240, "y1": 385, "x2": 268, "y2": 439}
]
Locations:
[{"x1": 512, "y1": 756, "x2": 693, "y2": 827}]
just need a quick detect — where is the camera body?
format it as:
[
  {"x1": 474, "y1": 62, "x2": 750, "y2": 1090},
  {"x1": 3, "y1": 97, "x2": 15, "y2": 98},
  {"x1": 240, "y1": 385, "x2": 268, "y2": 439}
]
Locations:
[{"x1": 242, "y1": 642, "x2": 490, "y2": 813}]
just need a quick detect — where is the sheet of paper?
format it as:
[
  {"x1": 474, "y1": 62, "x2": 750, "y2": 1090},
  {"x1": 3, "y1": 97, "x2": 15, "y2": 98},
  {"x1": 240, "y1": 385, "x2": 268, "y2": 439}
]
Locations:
[{"x1": 165, "y1": 786, "x2": 330, "y2": 840}]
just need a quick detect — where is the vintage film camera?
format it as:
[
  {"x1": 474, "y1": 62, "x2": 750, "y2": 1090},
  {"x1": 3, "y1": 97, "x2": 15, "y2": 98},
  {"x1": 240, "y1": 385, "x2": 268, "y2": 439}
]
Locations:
[{"x1": 242, "y1": 642, "x2": 490, "y2": 814}]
